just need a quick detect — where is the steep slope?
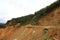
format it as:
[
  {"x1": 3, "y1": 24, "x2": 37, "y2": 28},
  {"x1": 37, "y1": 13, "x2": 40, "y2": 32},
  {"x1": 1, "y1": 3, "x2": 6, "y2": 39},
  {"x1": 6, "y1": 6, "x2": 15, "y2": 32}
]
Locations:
[
  {"x1": 38, "y1": 7, "x2": 60, "y2": 26},
  {"x1": 6, "y1": 0, "x2": 60, "y2": 27},
  {"x1": 0, "y1": 0, "x2": 60, "y2": 40}
]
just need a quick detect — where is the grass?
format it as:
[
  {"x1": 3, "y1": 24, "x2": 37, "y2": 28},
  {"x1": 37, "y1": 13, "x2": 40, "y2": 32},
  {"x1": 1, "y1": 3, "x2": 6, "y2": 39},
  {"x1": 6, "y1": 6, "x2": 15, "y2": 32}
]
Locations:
[{"x1": 44, "y1": 28, "x2": 53, "y2": 40}]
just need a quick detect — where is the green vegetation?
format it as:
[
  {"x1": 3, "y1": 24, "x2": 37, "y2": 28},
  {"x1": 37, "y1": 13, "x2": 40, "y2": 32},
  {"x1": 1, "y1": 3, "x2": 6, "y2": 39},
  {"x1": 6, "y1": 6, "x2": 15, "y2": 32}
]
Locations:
[
  {"x1": 6, "y1": 0, "x2": 60, "y2": 26},
  {"x1": 44, "y1": 28, "x2": 53, "y2": 40},
  {"x1": 58, "y1": 0, "x2": 60, "y2": 1},
  {"x1": 32, "y1": 0, "x2": 60, "y2": 22},
  {"x1": 9, "y1": 14, "x2": 34, "y2": 25}
]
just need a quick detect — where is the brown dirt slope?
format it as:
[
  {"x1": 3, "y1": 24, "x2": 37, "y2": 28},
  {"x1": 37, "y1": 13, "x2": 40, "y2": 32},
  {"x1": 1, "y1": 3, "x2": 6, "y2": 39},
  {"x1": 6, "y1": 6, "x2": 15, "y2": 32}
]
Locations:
[{"x1": 0, "y1": 1, "x2": 60, "y2": 40}]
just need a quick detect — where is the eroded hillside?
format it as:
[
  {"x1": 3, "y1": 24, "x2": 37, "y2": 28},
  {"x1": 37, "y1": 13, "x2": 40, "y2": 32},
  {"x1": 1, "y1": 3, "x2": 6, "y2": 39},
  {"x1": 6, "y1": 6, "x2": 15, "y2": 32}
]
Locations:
[{"x1": 0, "y1": 0, "x2": 60, "y2": 40}]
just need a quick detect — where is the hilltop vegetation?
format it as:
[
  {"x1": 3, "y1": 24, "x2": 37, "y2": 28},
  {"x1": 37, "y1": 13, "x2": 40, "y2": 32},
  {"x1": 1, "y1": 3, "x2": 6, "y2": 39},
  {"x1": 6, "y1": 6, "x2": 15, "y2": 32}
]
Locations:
[{"x1": 6, "y1": 0, "x2": 60, "y2": 26}]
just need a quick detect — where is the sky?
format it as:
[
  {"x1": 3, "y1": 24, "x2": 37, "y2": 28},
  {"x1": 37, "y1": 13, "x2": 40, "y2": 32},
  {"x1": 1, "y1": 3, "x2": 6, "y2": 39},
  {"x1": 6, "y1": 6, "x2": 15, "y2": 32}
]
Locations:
[{"x1": 0, "y1": 0, "x2": 57, "y2": 23}]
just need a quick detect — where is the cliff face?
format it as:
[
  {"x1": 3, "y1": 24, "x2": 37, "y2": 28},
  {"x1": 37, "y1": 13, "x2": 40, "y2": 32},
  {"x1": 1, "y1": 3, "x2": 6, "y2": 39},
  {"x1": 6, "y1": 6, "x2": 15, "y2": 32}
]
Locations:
[{"x1": 0, "y1": 0, "x2": 60, "y2": 40}]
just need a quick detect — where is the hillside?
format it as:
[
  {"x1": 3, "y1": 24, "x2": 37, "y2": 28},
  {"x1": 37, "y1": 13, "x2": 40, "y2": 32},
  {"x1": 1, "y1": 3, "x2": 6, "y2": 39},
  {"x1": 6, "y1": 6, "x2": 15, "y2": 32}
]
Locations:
[
  {"x1": 6, "y1": 0, "x2": 60, "y2": 27},
  {"x1": 0, "y1": 0, "x2": 60, "y2": 40}
]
